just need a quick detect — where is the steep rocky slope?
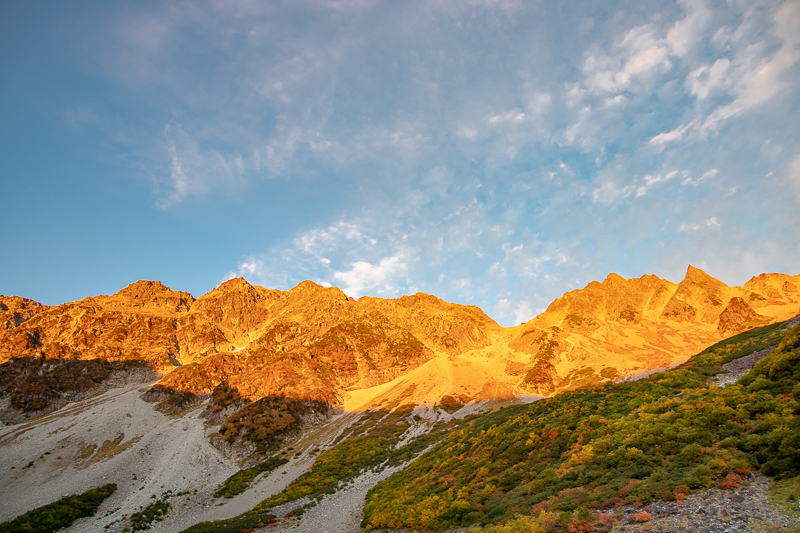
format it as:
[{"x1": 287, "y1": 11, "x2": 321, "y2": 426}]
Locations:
[
  {"x1": 0, "y1": 281, "x2": 191, "y2": 372},
  {"x1": 1, "y1": 267, "x2": 798, "y2": 414},
  {"x1": 503, "y1": 266, "x2": 800, "y2": 396},
  {"x1": 0, "y1": 295, "x2": 48, "y2": 330}
]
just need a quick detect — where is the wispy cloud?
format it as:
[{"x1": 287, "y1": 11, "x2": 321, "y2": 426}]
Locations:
[
  {"x1": 679, "y1": 216, "x2": 722, "y2": 232},
  {"x1": 650, "y1": 0, "x2": 800, "y2": 144},
  {"x1": 156, "y1": 123, "x2": 247, "y2": 208}
]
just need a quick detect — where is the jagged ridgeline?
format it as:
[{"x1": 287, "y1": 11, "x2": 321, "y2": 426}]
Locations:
[{"x1": 1, "y1": 267, "x2": 799, "y2": 416}]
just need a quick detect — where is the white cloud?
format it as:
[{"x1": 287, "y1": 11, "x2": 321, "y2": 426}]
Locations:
[
  {"x1": 666, "y1": 0, "x2": 711, "y2": 57},
  {"x1": 223, "y1": 257, "x2": 266, "y2": 286},
  {"x1": 785, "y1": 153, "x2": 800, "y2": 199},
  {"x1": 492, "y1": 298, "x2": 536, "y2": 325},
  {"x1": 652, "y1": 0, "x2": 800, "y2": 144},
  {"x1": 681, "y1": 168, "x2": 718, "y2": 187},
  {"x1": 592, "y1": 180, "x2": 636, "y2": 204},
  {"x1": 487, "y1": 108, "x2": 527, "y2": 125},
  {"x1": 156, "y1": 122, "x2": 250, "y2": 208},
  {"x1": 501, "y1": 242, "x2": 551, "y2": 278},
  {"x1": 332, "y1": 252, "x2": 410, "y2": 298},
  {"x1": 583, "y1": 24, "x2": 673, "y2": 95},
  {"x1": 603, "y1": 95, "x2": 627, "y2": 107},
  {"x1": 686, "y1": 58, "x2": 731, "y2": 100},
  {"x1": 295, "y1": 221, "x2": 368, "y2": 256},
  {"x1": 679, "y1": 216, "x2": 722, "y2": 232},
  {"x1": 635, "y1": 172, "x2": 677, "y2": 197},
  {"x1": 372, "y1": 122, "x2": 431, "y2": 154},
  {"x1": 457, "y1": 126, "x2": 479, "y2": 140},
  {"x1": 648, "y1": 120, "x2": 698, "y2": 147}
]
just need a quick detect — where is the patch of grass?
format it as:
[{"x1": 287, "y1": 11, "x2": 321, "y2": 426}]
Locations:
[
  {"x1": 140, "y1": 386, "x2": 202, "y2": 417},
  {"x1": 214, "y1": 456, "x2": 289, "y2": 498},
  {"x1": 769, "y1": 475, "x2": 800, "y2": 519},
  {"x1": 0, "y1": 483, "x2": 116, "y2": 533},
  {"x1": 179, "y1": 509, "x2": 277, "y2": 533},
  {"x1": 218, "y1": 395, "x2": 327, "y2": 451},
  {"x1": 439, "y1": 395, "x2": 466, "y2": 414},
  {"x1": 0, "y1": 358, "x2": 148, "y2": 412},
  {"x1": 129, "y1": 495, "x2": 170, "y2": 531},
  {"x1": 698, "y1": 320, "x2": 787, "y2": 362},
  {"x1": 184, "y1": 407, "x2": 446, "y2": 533},
  {"x1": 253, "y1": 411, "x2": 412, "y2": 510}
]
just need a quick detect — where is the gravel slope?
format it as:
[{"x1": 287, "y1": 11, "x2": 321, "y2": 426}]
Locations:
[{"x1": 0, "y1": 382, "x2": 334, "y2": 532}]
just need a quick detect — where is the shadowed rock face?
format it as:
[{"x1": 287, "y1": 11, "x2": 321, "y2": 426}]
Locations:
[
  {"x1": 1, "y1": 267, "x2": 799, "y2": 409},
  {"x1": 718, "y1": 297, "x2": 765, "y2": 336}
]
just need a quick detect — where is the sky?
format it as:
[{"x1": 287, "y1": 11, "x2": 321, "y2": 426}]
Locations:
[{"x1": 1, "y1": 0, "x2": 799, "y2": 326}]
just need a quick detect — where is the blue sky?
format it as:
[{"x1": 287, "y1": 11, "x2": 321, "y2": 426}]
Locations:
[{"x1": 1, "y1": 0, "x2": 799, "y2": 326}]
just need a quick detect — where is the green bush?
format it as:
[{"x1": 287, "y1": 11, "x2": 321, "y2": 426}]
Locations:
[
  {"x1": 214, "y1": 456, "x2": 289, "y2": 498},
  {"x1": 129, "y1": 497, "x2": 170, "y2": 531},
  {"x1": 180, "y1": 509, "x2": 277, "y2": 533},
  {"x1": 0, "y1": 483, "x2": 116, "y2": 533}
]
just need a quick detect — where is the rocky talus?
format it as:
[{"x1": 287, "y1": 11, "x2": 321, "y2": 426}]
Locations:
[{"x1": 611, "y1": 474, "x2": 800, "y2": 533}]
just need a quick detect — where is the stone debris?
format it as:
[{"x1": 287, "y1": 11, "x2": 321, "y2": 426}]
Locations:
[
  {"x1": 715, "y1": 346, "x2": 776, "y2": 387},
  {"x1": 611, "y1": 474, "x2": 800, "y2": 533}
]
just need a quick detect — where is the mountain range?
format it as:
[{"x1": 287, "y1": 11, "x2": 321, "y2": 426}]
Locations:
[
  {"x1": 1, "y1": 266, "x2": 798, "y2": 414},
  {"x1": 1, "y1": 266, "x2": 799, "y2": 532}
]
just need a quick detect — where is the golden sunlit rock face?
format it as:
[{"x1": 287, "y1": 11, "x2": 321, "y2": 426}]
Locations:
[{"x1": 1, "y1": 266, "x2": 798, "y2": 411}]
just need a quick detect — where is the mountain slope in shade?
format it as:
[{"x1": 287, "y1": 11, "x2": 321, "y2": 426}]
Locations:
[{"x1": 0, "y1": 266, "x2": 798, "y2": 412}]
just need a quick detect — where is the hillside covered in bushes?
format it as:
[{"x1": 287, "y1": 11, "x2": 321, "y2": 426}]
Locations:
[{"x1": 360, "y1": 319, "x2": 800, "y2": 531}]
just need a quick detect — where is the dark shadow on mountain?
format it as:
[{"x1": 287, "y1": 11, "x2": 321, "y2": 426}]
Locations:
[{"x1": 0, "y1": 357, "x2": 158, "y2": 424}]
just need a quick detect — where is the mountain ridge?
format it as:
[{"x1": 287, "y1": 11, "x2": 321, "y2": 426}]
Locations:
[{"x1": 1, "y1": 266, "x2": 798, "y2": 413}]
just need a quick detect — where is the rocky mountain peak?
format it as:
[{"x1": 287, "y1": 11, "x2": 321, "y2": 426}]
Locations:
[
  {"x1": 216, "y1": 276, "x2": 255, "y2": 292},
  {"x1": 99, "y1": 280, "x2": 194, "y2": 314},
  {"x1": 289, "y1": 280, "x2": 351, "y2": 302},
  {"x1": 717, "y1": 296, "x2": 765, "y2": 336},
  {"x1": 0, "y1": 295, "x2": 47, "y2": 330}
]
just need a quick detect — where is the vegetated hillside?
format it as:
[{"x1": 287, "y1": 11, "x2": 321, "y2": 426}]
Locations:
[
  {"x1": 0, "y1": 483, "x2": 117, "y2": 533},
  {"x1": 1, "y1": 273, "x2": 798, "y2": 532},
  {"x1": 359, "y1": 318, "x2": 800, "y2": 532}
]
